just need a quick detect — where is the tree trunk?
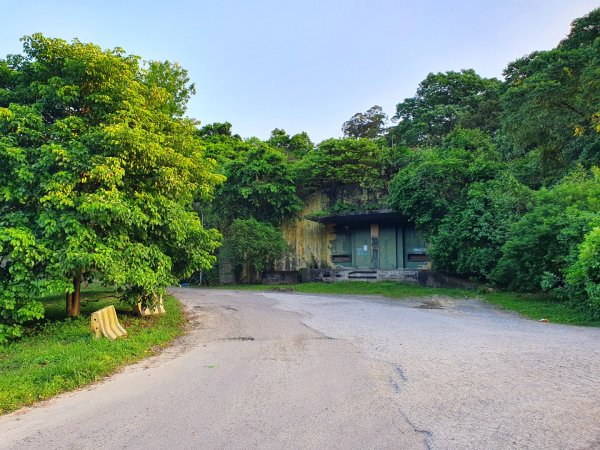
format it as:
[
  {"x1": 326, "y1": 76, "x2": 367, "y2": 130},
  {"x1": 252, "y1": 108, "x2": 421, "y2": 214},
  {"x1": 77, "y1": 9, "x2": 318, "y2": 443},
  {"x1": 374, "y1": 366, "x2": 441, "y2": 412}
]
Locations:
[
  {"x1": 66, "y1": 292, "x2": 73, "y2": 317},
  {"x1": 66, "y1": 272, "x2": 82, "y2": 317}
]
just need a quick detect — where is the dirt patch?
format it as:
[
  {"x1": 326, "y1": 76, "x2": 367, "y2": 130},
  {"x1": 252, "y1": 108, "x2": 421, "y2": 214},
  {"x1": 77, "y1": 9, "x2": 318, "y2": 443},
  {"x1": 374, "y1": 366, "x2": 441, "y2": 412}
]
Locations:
[
  {"x1": 415, "y1": 299, "x2": 444, "y2": 309},
  {"x1": 268, "y1": 287, "x2": 294, "y2": 292},
  {"x1": 222, "y1": 305, "x2": 238, "y2": 311}
]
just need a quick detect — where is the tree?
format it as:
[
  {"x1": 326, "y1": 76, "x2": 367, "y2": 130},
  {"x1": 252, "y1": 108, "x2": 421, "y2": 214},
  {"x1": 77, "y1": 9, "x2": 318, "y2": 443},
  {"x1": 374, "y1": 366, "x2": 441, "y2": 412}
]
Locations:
[
  {"x1": 342, "y1": 105, "x2": 387, "y2": 139},
  {"x1": 391, "y1": 70, "x2": 502, "y2": 147},
  {"x1": 198, "y1": 121, "x2": 237, "y2": 139},
  {"x1": 0, "y1": 34, "x2": 223, "y2": 331},
  {"x1": 499, "y1": 8, "x2": 600, "y2": 185},
  {"x1": 267, "y1": 128, "x2": 314, "y2": 160},
  {"x1": 492, "y1": 167, "x2": 600, "y2": 293},
  {"x1": 294, "y1": 138, "x2": 386, "y2": 197},
  {"x1": 215, "y1": 139, "x2": 302, "y2": 225},
  {"x1": 197, "y1": 122, "x2": 243, "y2": 165},
  {"x1": 388, "y1": 147, "x2": 503, "y2": 233},
  {"x1": 221, "y1": 219, "x2": 288, "y2": 282},
  {"x1": 144, "y1": 60, "x2": 196, "y2": 116},
  {"x1": 427, "y1": 174, "x2": 531, "y2": 279}
]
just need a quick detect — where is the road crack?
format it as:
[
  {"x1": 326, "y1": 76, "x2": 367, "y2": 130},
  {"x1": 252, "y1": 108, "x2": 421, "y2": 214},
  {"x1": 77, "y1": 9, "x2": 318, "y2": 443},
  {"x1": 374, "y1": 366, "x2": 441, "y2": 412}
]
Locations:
[{"x1": 388, "y1": 363, "x2": 433, "y2": 449}]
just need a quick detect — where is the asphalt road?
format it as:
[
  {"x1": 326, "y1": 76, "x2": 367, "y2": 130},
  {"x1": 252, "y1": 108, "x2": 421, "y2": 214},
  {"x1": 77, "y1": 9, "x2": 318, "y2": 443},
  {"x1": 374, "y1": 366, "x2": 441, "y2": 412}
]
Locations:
[{"x1": 1, "y1": 288, "x2": 599, "y2": 449}]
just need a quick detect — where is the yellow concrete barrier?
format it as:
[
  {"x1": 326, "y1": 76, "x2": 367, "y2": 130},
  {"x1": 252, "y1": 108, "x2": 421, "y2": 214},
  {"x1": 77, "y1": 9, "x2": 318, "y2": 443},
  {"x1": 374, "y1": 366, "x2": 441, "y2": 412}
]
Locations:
[
  {"x1": 135, "y1": 295, "x2": 166, "y2": 316},
  {"x1": 91, "y1": 305, "x2": 127, "y2": 340}
]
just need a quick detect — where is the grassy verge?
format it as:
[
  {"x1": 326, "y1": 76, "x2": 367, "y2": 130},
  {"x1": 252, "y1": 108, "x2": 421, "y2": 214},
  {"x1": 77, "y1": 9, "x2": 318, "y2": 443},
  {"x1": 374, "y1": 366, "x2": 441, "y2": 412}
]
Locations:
[
  {"x1": 0, "y1": 289, "x2": 186, "y2": 415},
  {"x1": 483, "y1": 291, "x2": 599, "y2": 326},
  {"x1": 209, "y1": 281, "x2": 600, "y2": 327}
]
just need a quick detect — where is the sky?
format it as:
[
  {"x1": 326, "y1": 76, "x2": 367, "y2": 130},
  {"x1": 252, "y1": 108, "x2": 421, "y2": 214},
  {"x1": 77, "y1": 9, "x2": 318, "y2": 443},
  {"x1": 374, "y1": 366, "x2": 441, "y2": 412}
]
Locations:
[{"x1": 1, "y1": 0, "x2": 598, "y2": 142}]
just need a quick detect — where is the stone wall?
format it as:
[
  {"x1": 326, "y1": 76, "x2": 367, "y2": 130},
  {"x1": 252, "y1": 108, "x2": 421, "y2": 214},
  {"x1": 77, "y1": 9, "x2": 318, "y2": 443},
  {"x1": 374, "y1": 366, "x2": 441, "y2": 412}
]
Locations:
[{"x1": 278, "y1": 193, "x2": 334, "y2": 271}]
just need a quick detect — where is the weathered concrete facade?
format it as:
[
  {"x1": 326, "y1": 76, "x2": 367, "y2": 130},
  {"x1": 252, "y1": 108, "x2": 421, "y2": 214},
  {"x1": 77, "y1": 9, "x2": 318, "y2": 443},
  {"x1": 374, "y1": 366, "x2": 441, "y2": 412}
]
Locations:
[
  {"x1": 276, "y1": 193, "x2": 429, "y2": 276},
  {"x1": 220, "y1": 191, "x2": 430, "y2": 284},
  {"x1": 278, "y1": 193, "x2": 333, "y2": 271}
]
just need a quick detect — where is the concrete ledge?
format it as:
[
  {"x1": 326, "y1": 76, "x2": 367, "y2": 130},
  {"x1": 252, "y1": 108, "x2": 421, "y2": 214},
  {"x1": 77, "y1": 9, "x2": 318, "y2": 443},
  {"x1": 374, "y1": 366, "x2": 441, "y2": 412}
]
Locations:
[
  {"x1": 262, "y1": 271, "x2": 299, "y2": 285},
  {"x1": 299, "y1": 268, "x2": 475, "y2": 289},
  {"x1": 299, "y1": 268, "x2": 420, "y2": 284}
]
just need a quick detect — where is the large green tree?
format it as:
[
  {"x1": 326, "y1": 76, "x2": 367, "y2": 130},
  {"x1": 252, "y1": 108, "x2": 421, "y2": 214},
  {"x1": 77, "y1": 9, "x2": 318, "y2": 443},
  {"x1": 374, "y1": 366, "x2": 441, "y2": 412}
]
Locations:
[
  {"x1": 342, "y1": 105, "x2": 387, "y2": 139},
  {"x1": 388, "y1": 147, "x2": 503, "y2": 233},
  {"x1": 499, "y1": 8, "x2": 600, "y2": 186},
  {"x1": 492, "y1": 167, "x2": 600, "y2": 294},
  {"x1": 214, "y1": 139, "x2": 302, "y2": 225},
  {"x1": 221, "y1": 218, "x2": 289, "y2": 282},
  {"x1": 391, "y1": 69, "x2": 502, "y2": 147},
  {"x1": 427, "y1": 174, "x2": 531, "y2": 279},
  {"x1": 267, "y1": 128, "x2": 314, "y2": 160},
  {"x1": 0, "y1": 35, "x2": 222, "y2": 336},
  {"x1": 294, "y1": 138, "x2": 386, "y2": 197}
]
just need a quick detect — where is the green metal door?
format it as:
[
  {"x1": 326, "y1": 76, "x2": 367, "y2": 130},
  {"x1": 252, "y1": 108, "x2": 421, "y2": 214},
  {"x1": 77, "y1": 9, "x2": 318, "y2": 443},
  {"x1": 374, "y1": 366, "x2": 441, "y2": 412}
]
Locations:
[
  {"x1": 404, "y1": 224, "x2": 428, "y2": 269},
  {"x1": 379, "y1": 225, "x2": 397, "y2": 269},
  {"x1": 352, "y1": 226, "x2": 371, "y2": 269},
  {"x1": 396, "y1": 225, "x2": 405, "y2": 268},
  {"x1": 332, "y1": 226, "x2": 352, "y2": 267}
]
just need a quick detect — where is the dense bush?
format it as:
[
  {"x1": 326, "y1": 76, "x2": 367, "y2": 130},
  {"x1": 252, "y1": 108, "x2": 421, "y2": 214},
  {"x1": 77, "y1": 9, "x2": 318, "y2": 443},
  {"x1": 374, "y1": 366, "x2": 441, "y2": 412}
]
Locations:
[
  {"x1": 492, "y1": 168, "x2": 600, "y2": 295},
  {"x1": 565, "y1": 226, "x2": 600, "y2": 318},
  {"x1": 388, "y1": 147, "x2": 503, "y2": 232},
  {"x1": 428, "y1": 174, "x2": 531, "y2": 279},
  {"x1": 221, "y1": 219, "x2": 289, "y2": 282},
  {"x1": 215, "y1": 140, "x2": 302, "y2": 225}
]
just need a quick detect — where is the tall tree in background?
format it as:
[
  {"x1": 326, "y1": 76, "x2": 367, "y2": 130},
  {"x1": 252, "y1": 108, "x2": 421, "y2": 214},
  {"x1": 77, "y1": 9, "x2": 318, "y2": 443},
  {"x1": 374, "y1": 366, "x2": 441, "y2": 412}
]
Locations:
[
  {"x1": 267, "y1": 128, "x2": 314, "y2": 160},
  {"x1": 214, "y1": 139, "x2": 302, "y2": 225},
  {"x1": 499, "y1": 8, "x2": 600, "y2": 186},
  {"x1": 294, "y1": 138, "x2": 386, "y2": 198},
  {"x1": 342, "y1": 105, "x2": 387, "y2": 139},
  {"x1": 392, "y1": 69, "x2": 502, "y2": 147},
  {"x1": 0, "y1": 35, "x2": 223, "y2": 334}
]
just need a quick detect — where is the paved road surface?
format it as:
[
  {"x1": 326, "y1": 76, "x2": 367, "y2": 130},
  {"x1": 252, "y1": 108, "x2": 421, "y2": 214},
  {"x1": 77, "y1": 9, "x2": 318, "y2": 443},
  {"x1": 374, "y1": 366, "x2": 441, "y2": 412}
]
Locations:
[{"x1": 1, "y1": 288, "x2": 599, "y2": 449}]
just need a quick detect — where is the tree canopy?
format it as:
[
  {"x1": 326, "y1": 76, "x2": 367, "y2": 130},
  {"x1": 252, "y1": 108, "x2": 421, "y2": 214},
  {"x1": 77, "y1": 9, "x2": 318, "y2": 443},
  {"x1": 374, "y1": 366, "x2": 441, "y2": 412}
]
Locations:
[
  {"x1": 342, "y1": 105, "x2": 387, "y2": 139},
  {"x1": 0, "y1": 34, "x2": 223, "y2": 341},
  {"x1": 221, "y1": 218, "x2": 289, "y2": 281},
  {"x1": 391, "y1": 69, "x2": 502, "y2": 147}
]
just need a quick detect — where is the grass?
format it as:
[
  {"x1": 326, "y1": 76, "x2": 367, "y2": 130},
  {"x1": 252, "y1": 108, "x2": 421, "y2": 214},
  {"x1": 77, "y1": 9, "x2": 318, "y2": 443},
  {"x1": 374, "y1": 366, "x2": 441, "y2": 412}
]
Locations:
[
  {"x1": 209, "y1": 281, "x2": 600, "y2": 327},
  {"x1": 0, "y1": 289, "x2": 186, "y2": 415},
  {"x1": 483, "y1": 291, "x2": 600, "y2": 326}
]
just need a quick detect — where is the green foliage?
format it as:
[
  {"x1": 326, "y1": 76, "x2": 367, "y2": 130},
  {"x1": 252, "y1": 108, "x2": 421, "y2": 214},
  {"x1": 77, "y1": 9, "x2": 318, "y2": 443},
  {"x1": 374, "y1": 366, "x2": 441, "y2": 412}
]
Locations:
[
  {"x1": 198, "y1": 122, "x2": 243, "y2": 165},
  {"x1": 565, "y1": 227, "x2": 600, "y2": 318},
  {"x1": 267, "y1": 128, "x2": 314, "y2": 160},
  {"x1": 442, "y1": 127, "x2": 495, "y2": 153},
  {"x1": 0, "y1": 228, "x2": 46, "y2": 343},
  {"x1": 560, "y1": 8, "x2": 600, "y2": 49},
  {"x1": 499, "y1": 8, "x2": 600, "y2": 185},
  {"x1": 388, "y1": 147, "x2": 503, "y2": 232},
  {"x1": 342, "y1": 105, "x2": 387, "y2": 139},
  {"x1": 492, "y1": 168, "x2": 600, "y2": 299},
  {"x1": 144, "y1": 60, "x2": 196, "y2": 116},
  {"x1": 295, "y1": 137, "x2": 385, "y2": 196},
  {"x1": 428, "y1": 174, "x2": 531, "y2": 279},
  {"x1": 215, "y1": 140, "x2": 302, "y2": 225},
  {"x1": 392, "y1": 69, "x2": 502, "y2": 147},
  {"x1": 222, "y1": 219, "x2": 289, "y2": 276},
  {"x1": 0, "y1": 34, "x2": 223, "y2": 337}
]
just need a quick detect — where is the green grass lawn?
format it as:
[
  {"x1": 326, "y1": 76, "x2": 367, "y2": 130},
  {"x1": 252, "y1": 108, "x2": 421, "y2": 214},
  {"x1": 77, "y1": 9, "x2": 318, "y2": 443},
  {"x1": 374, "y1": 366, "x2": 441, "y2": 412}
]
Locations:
[
  {"x1": 211, "y1": 281, "x2": 600, "y2": 327},
  {"x1": 0, "y1": 289, "x2": 186, "y2": 415}
]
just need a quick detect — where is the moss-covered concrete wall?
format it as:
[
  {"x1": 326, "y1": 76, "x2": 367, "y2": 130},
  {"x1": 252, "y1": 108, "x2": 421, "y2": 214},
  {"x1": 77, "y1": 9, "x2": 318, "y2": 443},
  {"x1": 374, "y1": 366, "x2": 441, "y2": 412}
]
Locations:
[{"x1": 278, "y1": 193, "x2": 335, "y2": 270}]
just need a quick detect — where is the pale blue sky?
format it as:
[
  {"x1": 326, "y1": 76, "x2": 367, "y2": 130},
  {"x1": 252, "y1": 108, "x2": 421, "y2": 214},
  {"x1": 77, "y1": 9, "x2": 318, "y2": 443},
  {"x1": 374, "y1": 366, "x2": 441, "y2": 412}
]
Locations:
[{"x1": 1, "y1": 1, "x2": 598, "y2": 142}]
